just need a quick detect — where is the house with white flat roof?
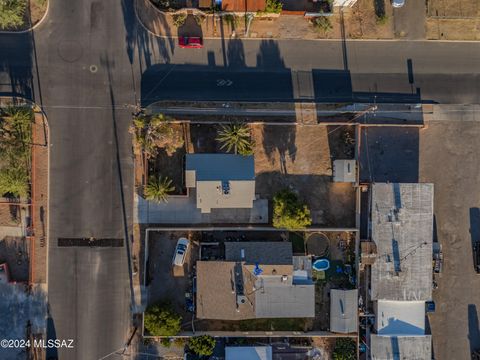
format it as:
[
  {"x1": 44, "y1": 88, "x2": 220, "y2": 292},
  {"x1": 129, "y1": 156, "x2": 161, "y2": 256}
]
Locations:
[{"x1": 185, "y1": 154, "x2": 256, "y2": 214}]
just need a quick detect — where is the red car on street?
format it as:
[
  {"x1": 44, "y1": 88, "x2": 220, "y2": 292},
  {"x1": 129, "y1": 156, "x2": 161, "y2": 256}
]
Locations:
[{"x1": 178, "y1": 36, "x2": 203, "y2": 49}]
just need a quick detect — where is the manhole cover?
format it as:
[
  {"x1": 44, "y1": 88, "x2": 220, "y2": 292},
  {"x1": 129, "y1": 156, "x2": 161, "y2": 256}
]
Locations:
[
  {"x1": 89, "y1": 65, "x2": 98, "y2": 73},
  {"x1": 57, "y1": 40, "x2": 83, "y2": 63}
]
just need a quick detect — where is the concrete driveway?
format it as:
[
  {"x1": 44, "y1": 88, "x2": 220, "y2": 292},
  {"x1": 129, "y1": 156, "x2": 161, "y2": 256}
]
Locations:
[{"x1": 393, "y1": 0, "x2": 426, "y2": 39}]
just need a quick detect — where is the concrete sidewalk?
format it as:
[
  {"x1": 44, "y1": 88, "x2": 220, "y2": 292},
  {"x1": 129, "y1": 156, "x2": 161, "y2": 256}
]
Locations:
[
  {"x1": 134, "y1": 193, "x2": 268, "y2": 224},
  {"x1": 31, "y1": 110, "x2": 49, "y2": 284}
]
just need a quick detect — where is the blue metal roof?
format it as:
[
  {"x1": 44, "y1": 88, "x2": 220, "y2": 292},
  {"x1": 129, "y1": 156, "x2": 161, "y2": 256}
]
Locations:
[{"x1": 186, "y1": 154, "x2": 255, "y2": 181}]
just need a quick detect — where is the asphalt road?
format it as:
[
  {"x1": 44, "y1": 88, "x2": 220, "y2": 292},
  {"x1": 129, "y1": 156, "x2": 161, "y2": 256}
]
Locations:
[{"x1": 1, "y1": 1, "x2": 480, "y2": 359}]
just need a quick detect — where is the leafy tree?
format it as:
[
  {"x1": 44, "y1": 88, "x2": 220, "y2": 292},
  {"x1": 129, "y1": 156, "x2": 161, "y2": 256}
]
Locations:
[
  {"x1": 0, "y1": 0, "x2": 27, "y2": 29},
  {"x1": 129, "y1": 114, "x2": 183, "y2": 158},
  {"x1": 144, "y1": 176, "x2": 175, "y2": 202},
  {"x1": 144, "y1": 302, "x2": 182, "y2": 336},
  {"x1": 273, "y1": 189, "x2": 312, "y2": 230},
  {"x1": 0, "y1": 166, "x2": 29, "y2": 198},
  {"x1": 216, "y1": 123, "x2": 254, "y2": 156},
  {"x1": 188, "y1": 335, "x2": 216, "y2": 357},
  {"x1": 333, "y1": 338, "x2": 356, "y2": 360}
]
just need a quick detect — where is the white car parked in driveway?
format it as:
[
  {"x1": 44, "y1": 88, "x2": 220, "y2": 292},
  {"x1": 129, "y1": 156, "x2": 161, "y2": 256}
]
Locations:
[
  {"x1": 172, "y1": 238, "x2": 190, "y2": 267},
  {"x1": 392, "y1": 0, "x2": 405, "y2": 7}
]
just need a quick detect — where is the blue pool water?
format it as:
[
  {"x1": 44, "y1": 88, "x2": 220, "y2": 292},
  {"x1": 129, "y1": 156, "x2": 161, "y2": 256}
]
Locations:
[{"x1": 313, "y1": 258, "x2": 330, "y2": 271}]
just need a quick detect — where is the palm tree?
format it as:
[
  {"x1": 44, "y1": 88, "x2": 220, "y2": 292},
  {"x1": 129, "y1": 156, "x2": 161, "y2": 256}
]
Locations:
[
  {"x1": 144, "y1": 176, "x2": 175, "y2": 203},
  {"x1": 216, "y1": 123, "x2": 254, "y2": 156}
]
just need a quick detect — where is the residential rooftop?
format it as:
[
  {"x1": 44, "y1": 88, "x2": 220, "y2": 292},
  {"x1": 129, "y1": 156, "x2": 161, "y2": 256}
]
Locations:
[
  {"x1": 225, "y1": 242, "x2": 293, "y2": 265},
  {"x1": 370, "y1": 335, "x2": 432, "y2": 360},
  {"x1": 371, "y1": 183, "x2": 434, "y2": 301},
  {"x1": 330, "y1": 289, "x2": 358, "y2": 334},
  {"x1": 196, "y1": 242, "x2": 315, "y2": 320},
  {"x1": 185, "y1": 154, "x2": 256, "y2": 213}
]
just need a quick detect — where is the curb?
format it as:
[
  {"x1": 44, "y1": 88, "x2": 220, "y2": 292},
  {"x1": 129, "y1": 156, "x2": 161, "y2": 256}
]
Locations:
[
  {"x1": 0, "y1": 0, "x2": 50, "y2": 34},
  {"x1": 135, "y1": 0, "x2": 480, "y2": 43}
]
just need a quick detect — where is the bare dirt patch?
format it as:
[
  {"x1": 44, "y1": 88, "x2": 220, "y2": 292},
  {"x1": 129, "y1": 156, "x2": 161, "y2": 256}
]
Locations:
[
  {"x1": 149, "y1": 145, "x2": 187, "y2": 195},
  {"x1": 427, "y1": 0, "x2": 478, "y2": 17},
  {"x1": 0, "y1": 204, "x2": 22, "y2": 227},
  {"x1": 426, "y1": 18, "x2": 480, "y2": 40},
  {"x1": 426, "y1": 0, "x2": 480, "y2": 40},
  {"x1": 252, "y1": 124, "x2": 356, "y2": 227}
]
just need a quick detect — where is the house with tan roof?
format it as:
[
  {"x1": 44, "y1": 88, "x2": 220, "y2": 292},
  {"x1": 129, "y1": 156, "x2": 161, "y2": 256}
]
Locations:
[{"x1": 196, "y1": 242, "x2": 315, "y2": 320}]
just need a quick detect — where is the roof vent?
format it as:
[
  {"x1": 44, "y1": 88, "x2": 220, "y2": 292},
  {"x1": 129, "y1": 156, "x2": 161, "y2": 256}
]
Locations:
[{"x1": 236, "y1": 295, "x2": 247, "y2": 305}]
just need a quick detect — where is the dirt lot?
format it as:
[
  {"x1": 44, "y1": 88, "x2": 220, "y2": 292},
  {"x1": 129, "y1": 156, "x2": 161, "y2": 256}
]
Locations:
[
  {"x1": 252, "y1": 124, "x2": 356, "y2": 227},
  {"x1": 149, "y1": 147, "x2": 186, "y2": 195},
  {"x1": 147, "y1": 231, "x2": 198, "y2": 327},
  {"x1": 427, "y1": 0, "x2": 478, "y2": 17},
  {"x1": 426, "y1": 0, "x2": 480, "y2": 40},
  {"x1": 0, "y1": 204, "x2": 23, "y2": 226}
]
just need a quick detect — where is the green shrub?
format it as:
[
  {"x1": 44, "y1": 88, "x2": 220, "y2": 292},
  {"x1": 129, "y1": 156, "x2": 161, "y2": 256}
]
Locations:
[
  {"x1": 0, "y1": 166, "x2": 29, "y2": 198},
  {"x1": 223, "y1": 13, "x2": 239, "y2": 28},
  {"x1": 258, "y1": 0, "x2": 282, "y2": 14},
  {"x1": 333, "y1": 338, "x2": 356, "y2": 360},
  {"x1": 188, "y1": 335, "x2": 216, "y2": 357},
  {"x1": 160, "y1": 337, "x2": 172, "y2": 347},
  {"x1": 376, "y1": 14, "x2": 388, "y2": 25},
  {"x1": 144, "y1": 302, "x2": 182, "y2": 336},
  {"x1": 173, "y1": 337, "x2": 187, "y2": 347},
  {"x1": 172, "y1": 13, "x2": 187, "y2": 27},
  {"x1": 0, "y1": 0, "x2": 27, "y2": 29},
  {"x1": 0, "y1": 106, "x2": 33, "y2": 198},
  {"x1": 311, "y1": 16, "x2": 332, "y2": 33},
  {"x1": 273, "y1": 189, "x2": 312, "y2": 230}
]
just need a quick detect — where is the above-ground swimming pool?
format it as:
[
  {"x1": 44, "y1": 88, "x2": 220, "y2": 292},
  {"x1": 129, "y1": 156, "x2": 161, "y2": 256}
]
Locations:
[{"x1": 313, "y1": 258, "x2": 330, "y2": 271}]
